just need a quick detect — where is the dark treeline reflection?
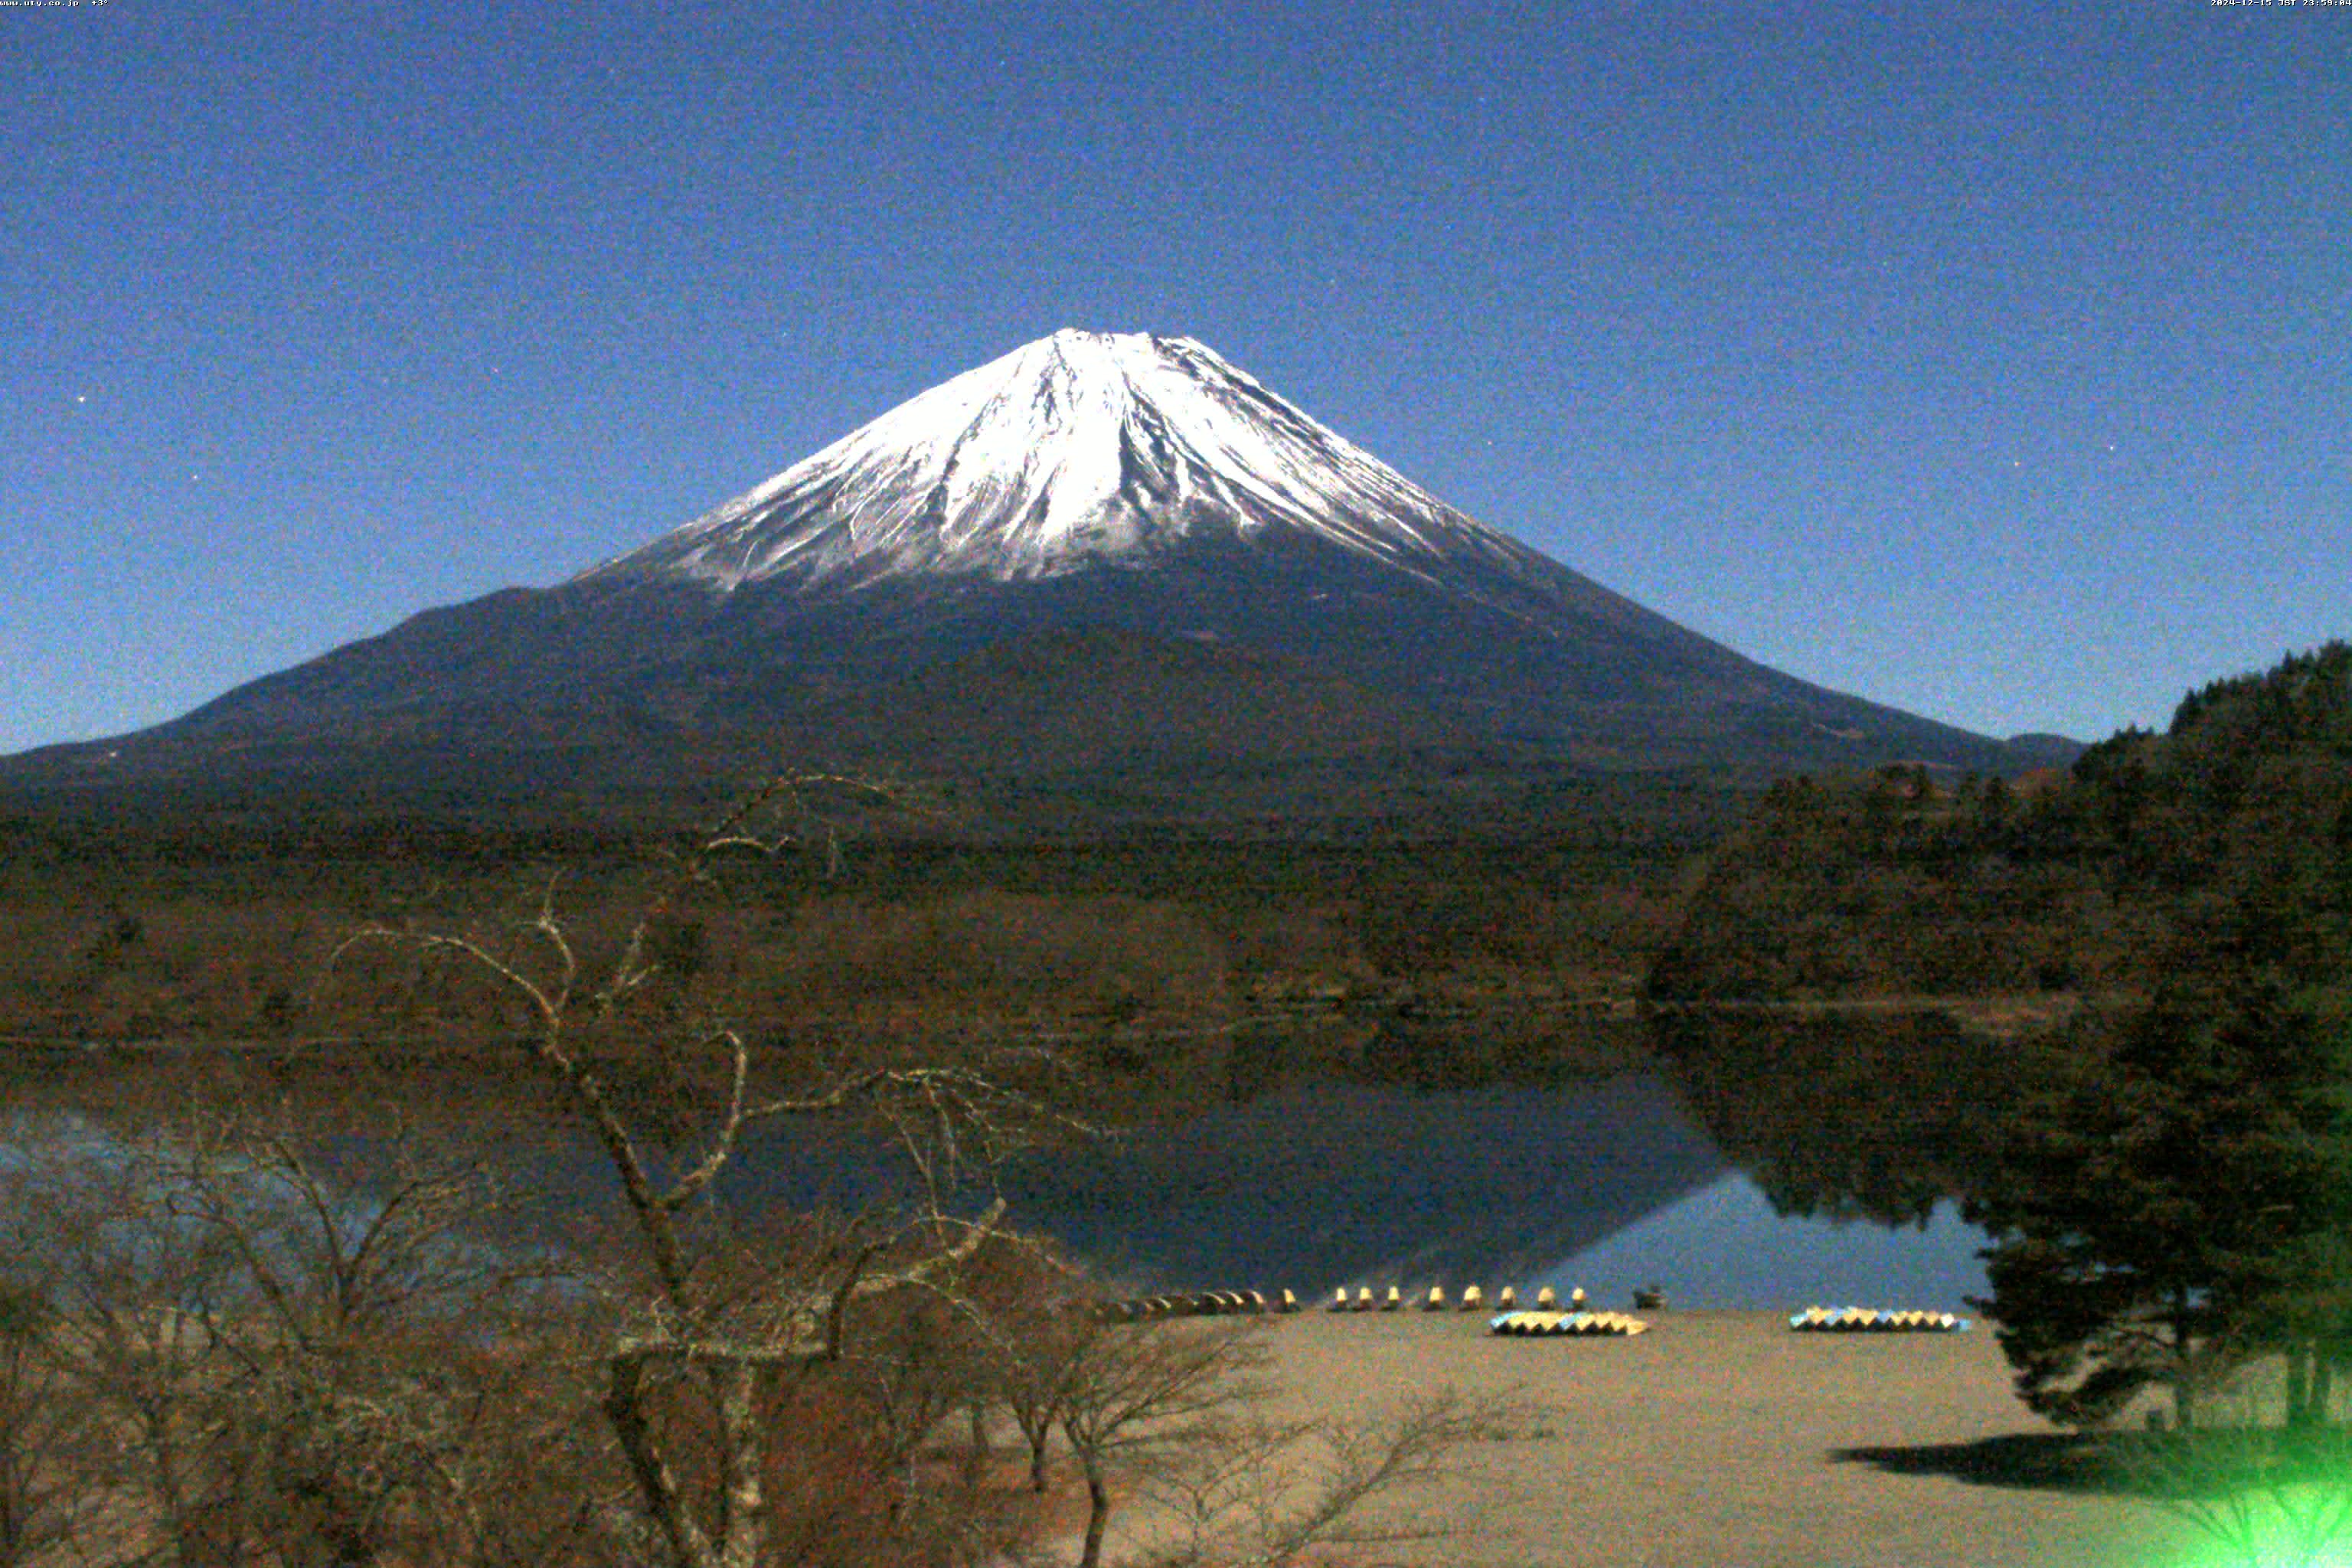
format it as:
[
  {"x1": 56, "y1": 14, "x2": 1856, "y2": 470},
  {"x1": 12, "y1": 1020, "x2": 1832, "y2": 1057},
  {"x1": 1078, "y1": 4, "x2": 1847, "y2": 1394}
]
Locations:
[
  {"x1": 5, "y1": 1007, "x2": 2037, "y2": 1300},
  {"x1": 1646, "y1": 1008, "x2": 2064, "y2": 1227},
  {"x1": 984, "y1": 1074, "x2": 1725, "y2": 1292}
]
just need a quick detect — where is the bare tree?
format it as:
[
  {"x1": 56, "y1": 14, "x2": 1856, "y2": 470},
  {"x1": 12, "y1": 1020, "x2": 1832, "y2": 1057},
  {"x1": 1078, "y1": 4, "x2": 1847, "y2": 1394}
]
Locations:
[
  {"x1": 0, "y1": 1096, "x2": 604, "y2": 1568},
  {"x1": 333, "y1": 775, "x2": 1083, "y2": 1568},
  {"x1": 1021, "y1": 1310, "x2": 1516, "y2": 1568},
  {"x1": 0, "y1": 1277, "x2": 92, "y2": 1567},
  {"x1": 1132, "y1": 1389, "x2": 1506, "y2": 1568},
  {"x1": 1052, "y1": 1320, "x2": 1265, "y2": 1568},
  {"x1": 956, "y1": 1241, "x2": 1089, "y2": 1496},
  {"x1": 166, "y1": 1109, "x2": 566, "y2": 1568},
  {"x1": 2, "y1": 1119, "x2": 260, "y2": 1568}
]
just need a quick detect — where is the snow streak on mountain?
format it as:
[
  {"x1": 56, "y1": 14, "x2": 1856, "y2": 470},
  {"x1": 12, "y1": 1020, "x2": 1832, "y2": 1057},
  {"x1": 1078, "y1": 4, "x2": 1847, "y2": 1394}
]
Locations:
[
  {"x1": 1, "y1": 325, "x2": 2069, "y2": 803},
  {"x1": 578, "y1": 329, "x2": 1532, "y2": 593}
]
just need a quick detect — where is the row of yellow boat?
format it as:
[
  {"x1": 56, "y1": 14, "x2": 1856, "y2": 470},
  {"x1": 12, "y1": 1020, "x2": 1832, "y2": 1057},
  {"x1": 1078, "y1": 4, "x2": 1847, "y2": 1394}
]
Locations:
[
  {"x1": 1788, "y1": 1307, "x2": 1971, "y2": 1332},
  {"x1": 1325, "y1": 1284, "x2": 1592, "y2": 1313},
  {"x1": 1489, "y1": 1311, "x2": 1650, "y2": 1338}
]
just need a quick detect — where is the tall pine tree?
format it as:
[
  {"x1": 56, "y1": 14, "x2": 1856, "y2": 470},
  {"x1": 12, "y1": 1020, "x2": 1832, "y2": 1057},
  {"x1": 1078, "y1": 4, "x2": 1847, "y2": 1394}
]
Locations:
[
  {"x1": 1968, "y1": 961, "x2": 2352, "y2": 1428},
  {"x1": 1968, "y1": 645, "x2": 2352, "y2": 1431}
]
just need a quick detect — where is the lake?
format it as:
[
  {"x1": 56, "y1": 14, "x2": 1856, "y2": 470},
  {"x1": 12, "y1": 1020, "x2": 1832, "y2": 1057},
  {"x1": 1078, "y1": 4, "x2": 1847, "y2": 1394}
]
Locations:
[
  {"x1": 5, "y1": 1019, "x2": 2003, "y2": 1315},
  {"x1": 982, "y1": 1073, "x2": 1993, "y2": 1310}
]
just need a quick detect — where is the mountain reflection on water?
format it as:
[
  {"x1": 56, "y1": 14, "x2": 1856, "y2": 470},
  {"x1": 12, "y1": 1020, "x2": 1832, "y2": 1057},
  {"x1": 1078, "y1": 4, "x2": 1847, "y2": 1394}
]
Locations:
[
  {"x1": 1544, "y1": 1176, "x2": 1989, "y2": 1311},
  {"x1": 984, "y1": 1069, "x2": 1994, "y2": 1309},
  {"x1": 997, "y1": 1076, "x2": 1726, "y2": 1294},
  {"x1": 11, "y1": 1012, "x2": 2008, "y2": 1312}
]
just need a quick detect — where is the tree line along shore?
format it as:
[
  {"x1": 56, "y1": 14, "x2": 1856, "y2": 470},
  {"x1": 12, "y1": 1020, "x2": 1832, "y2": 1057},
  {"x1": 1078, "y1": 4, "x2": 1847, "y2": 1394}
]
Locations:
[{"x1": 0, "y1": 642, "x2": 2345, "y2": 1567}]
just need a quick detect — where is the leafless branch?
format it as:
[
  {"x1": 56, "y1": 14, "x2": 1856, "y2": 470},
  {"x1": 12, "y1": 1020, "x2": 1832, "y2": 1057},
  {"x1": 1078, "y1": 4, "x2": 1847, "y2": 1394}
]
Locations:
[{"x1": 313, "y1": 773, "x2": 1089, "y2": 1568}]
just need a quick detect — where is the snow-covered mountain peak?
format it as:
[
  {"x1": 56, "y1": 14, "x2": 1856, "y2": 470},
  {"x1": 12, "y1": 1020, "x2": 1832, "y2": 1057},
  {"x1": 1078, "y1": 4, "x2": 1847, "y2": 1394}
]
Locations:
[{"x1": 576, "y1": 331, "x2": 1527, "y2": 592}]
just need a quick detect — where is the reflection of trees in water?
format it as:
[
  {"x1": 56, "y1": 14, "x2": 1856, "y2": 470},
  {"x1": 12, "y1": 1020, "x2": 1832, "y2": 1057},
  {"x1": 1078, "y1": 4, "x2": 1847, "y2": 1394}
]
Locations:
[
  {"x1": 1219, "y1": 1008, "x2": 1646, "y2": 1105},
  {"x1": 1648, "y1": 1010, "x2": 2062, "y2": 1227},
  {"x1": 995, "y1": 1073, "x2": 1726, "y2": 1292},
  {"x1": 27, "y1": 1033, "x2": 1727, "y2": 1301}
]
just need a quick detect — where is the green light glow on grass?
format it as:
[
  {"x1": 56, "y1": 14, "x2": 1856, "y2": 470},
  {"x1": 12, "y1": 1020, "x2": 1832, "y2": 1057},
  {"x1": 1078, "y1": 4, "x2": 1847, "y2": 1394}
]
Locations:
[{"x1": 2152, "y1": 1479, "x2": 2352, "y2": 1568}]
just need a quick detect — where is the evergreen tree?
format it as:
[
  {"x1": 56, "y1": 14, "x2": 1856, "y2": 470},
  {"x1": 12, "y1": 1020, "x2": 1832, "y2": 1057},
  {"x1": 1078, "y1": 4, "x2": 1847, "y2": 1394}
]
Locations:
[{"x1": 1968, "y1": 906, "x2": 2352, "y2": 1429}]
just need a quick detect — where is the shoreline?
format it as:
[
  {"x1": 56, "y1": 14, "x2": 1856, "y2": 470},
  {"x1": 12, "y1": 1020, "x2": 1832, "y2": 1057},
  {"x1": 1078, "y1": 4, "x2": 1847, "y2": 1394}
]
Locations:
[{"x1": 1216, "y1": 1308, "x2": 2192, "y2": 1568}]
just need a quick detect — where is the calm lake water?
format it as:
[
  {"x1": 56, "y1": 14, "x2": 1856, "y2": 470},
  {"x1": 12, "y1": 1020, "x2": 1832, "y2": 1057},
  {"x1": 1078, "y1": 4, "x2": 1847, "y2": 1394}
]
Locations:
[
  {"x1": 1540, "y1": 1174, "x2": 1988, "y2": 1312},
  {"x1": 13, "y1": 1041, "x2": 1998, "y2": 1315},
  {"x1": 962, "y1": 1070, "x2": 1988, "y2": 1311}
]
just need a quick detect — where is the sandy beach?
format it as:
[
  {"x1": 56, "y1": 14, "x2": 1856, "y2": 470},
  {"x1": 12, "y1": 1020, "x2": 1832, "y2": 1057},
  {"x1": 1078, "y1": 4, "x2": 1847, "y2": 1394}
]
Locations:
[{"x1": 1223, "y1": 1309, "x2": 2198, "y2": 1568}]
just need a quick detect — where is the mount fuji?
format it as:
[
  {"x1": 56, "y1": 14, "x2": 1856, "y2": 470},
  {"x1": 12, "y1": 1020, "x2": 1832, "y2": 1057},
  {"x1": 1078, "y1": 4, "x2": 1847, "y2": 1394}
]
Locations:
[
  {"x1": 576, "y1": 329, "x2": 1587, "y2": 594},
  {"x1": 7, "y1": 331, "x2": 2068, "y2": 812}
]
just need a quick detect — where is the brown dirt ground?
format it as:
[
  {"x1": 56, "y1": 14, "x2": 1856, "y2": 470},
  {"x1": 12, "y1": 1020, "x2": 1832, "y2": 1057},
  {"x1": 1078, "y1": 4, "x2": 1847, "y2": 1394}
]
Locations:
[{"x1": 1223, "y1": 1309, "x2": 2201, "y2": 1568}]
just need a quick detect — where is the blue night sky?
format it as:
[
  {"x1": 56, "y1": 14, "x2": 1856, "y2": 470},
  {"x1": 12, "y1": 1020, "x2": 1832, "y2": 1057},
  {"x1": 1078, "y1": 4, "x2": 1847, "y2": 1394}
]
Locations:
[{"x1": 5, "y1": 0, "x2": 2347, "y2": 757}]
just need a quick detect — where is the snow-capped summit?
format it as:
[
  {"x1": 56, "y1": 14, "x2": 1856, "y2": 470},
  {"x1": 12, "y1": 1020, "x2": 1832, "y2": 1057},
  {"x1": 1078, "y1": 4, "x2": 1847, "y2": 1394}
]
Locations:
[
  {"x1": 577, "y1": 329, "x2": 1522, "y2": 592},
  {"x1": 4, "y1": 331, "x2": 2064, "y2": 803}
]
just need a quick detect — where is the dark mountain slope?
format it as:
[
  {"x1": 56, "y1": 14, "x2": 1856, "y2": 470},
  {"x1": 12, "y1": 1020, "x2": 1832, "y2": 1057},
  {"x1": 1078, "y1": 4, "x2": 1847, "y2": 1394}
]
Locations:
[{"x1": 3, "y1": 330, "x2": 2069, "y2": 815}]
